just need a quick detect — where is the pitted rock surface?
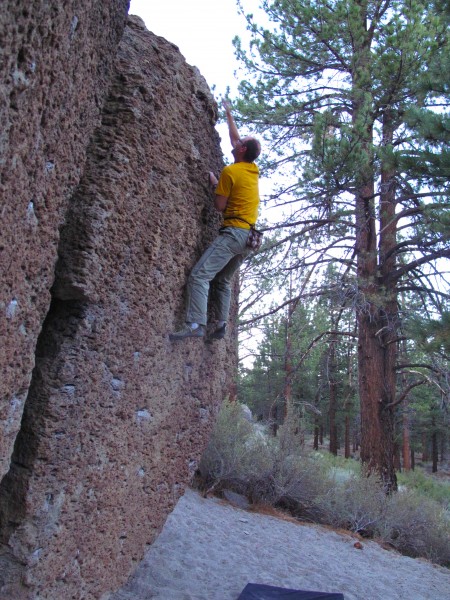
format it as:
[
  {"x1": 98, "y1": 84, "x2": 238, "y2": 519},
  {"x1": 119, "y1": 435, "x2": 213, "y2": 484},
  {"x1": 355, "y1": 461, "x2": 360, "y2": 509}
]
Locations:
[
  {"x1": 0, "y1": 12, "x2": 236, "y2": 600},
  {"x1": 0, "y1": 0, "x2": 129, "y2": 482}
]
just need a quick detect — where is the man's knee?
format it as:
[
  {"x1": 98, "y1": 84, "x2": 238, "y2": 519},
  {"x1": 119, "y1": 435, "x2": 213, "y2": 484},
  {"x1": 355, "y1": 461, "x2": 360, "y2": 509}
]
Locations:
[{"x1": 188, "y1": 270, "x2": 211, "y2": 288}]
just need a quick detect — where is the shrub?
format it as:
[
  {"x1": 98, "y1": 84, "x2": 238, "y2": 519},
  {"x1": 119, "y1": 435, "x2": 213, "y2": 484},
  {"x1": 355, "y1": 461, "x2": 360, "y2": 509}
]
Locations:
[
  {"x1": 197, "y1": 402, "x2": 331, "y2": 516},
  {"x1": 311, "y1": 450, "x2": 361, "y2": 476},
  {"x1": 379, "y1": 490, "x2": 450, "y2": 565},
  {"x1": 397, "y1": 469, "x2": 450, "y2": 509},
  {"x1": 256, "y1": 420, "x2": 333, "y2": 517},
  {"x1": 197, "y1": 399, "x2": 261, "y2": 494},
  {"x1": 315, "y1": 471, "x2": 388, "y2": 535},
  {"x1": 246, "y1": 444, "x2": 332, "y2": 518}
]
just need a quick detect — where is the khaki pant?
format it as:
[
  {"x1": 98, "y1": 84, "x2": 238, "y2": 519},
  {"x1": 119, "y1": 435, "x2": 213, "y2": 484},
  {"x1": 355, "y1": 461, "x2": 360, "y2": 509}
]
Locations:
[{"x1": 185, "y1": 227, "x2": 251, "y2": 326}]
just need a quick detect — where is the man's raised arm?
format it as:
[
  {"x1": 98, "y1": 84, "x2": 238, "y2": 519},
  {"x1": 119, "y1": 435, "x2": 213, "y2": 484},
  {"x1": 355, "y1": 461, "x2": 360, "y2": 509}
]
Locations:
[{"x1": 223, "y1": 100, "x2": 241, "y2": 148}]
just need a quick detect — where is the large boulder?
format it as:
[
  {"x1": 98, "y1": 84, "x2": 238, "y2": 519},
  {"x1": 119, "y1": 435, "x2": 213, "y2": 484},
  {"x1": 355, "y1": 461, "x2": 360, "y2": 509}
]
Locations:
[
  {"x1": 0, "y1": 10, "x2": 236, "y2": 600},
  {"x1": 0, "y1": 0, "x2": 129, "y2": 483}
]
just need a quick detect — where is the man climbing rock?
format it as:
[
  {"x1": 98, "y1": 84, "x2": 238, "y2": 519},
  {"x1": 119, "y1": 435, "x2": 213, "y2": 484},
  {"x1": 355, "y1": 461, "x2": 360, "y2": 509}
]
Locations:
[{"x1": 169, "y1": 101, "x2": 261, "y2": 342}]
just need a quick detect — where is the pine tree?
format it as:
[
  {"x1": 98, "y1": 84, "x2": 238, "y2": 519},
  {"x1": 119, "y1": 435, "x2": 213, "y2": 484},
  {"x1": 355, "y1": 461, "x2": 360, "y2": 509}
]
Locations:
[{"x1": 233, "y1": 0, "x2": 449, "y2": 490}]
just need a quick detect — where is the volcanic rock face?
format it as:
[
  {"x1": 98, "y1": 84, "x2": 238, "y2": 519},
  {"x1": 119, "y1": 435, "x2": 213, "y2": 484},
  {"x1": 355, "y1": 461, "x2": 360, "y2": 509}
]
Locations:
[
  {"x1": 0, "y1": 9, "x2": 235, "y2": 600},
  {"x1": 0, "y1": 0, "x2": 130, "y2": 483}
]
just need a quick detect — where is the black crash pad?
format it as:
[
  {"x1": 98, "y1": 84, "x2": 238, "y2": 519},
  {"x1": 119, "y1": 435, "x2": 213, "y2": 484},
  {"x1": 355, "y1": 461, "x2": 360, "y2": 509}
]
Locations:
[{"x1": 237, "y1": 583, "x2": 345, "y2": 600}]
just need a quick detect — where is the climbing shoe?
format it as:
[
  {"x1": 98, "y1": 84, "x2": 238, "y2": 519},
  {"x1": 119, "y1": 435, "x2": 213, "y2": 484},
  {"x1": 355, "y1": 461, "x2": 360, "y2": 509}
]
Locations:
[
  {"x1": 169, "y1": 324, "x2": 205, "y2": 341},
  {"x1": 209, "y1": 323, "x2": 227, "y2": 340}
]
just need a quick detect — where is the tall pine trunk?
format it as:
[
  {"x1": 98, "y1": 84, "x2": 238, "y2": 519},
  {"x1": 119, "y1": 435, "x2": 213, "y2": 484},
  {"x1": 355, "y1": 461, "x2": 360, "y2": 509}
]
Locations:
[
  {"x1": 422, "y1": 432, "x2": 429, "y2": 462},
  {"x1": 432, "y1": 417, "x2": 438, "y2": 473},
  {"x1": 402, "y1": 408, "x2": 412, "y2": 471},
  {"x1": 400, "y1": 341, "x2": 411, "y2": 470},
  {"x1": 344, "y1": 414, "x2": 351, "y2": 459},
  {"x1": 328, "y1": 338, "x2": 338, "y2": 455},
  {"x1": 345, "y1": 337, "x2": 355, "y2": 459},
  {"x1": 353, "y1": 5, "x2": 397, "y2": 491},
  {"x1": 283, "y1": 309, "x2": 293, "y2": 420}
]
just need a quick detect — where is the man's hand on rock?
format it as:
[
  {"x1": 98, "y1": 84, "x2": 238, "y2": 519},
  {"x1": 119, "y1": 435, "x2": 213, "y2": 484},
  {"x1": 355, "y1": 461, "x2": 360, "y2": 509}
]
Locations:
[{"x1": 209, "y1": 171, "x2": 218, "y2": 187}]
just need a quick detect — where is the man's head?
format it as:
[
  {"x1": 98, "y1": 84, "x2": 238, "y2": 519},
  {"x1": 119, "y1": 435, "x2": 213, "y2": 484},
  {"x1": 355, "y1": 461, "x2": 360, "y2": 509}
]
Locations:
[{"x1": 232, "y1": 136, "x2": 261, "y2": 163}]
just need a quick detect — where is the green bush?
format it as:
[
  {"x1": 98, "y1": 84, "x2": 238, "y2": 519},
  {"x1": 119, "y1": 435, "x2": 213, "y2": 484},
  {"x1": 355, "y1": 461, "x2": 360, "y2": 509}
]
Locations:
[
  {"x1": 198, "y1": 401, "x2": 331, "y2": 515},
  {"x1": 315, "y1": 471, "x2": 388, "y2": 535},
  {"x1": 397, "y1": 469, "x2": 450, "y2": 509},
  {"x1": 246, "y1": 443, "x2": 332, "y2": 517},
  {"x1": 379, "y1": 490, "x2": 450, "y2": 565},
  {"x1": 311, "y1": 450, "x2": 361, "y2": 476},
  {"x1": 197, "y1": 399, "x2": 261, "y2": 494},
  {"x1": 249, "y1": 418, "x2": 332, "y2": 511}
]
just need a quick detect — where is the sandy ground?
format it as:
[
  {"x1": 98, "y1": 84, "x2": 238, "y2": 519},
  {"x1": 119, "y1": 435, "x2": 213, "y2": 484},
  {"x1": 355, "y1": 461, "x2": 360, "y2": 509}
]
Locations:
[{"x1": 111, "y1": 488, "x2": 450, "y2": 600}]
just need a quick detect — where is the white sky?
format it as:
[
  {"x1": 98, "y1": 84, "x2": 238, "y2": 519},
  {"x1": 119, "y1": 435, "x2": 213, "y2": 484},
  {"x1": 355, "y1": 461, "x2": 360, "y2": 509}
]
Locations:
[
  {"x1": 129, "y1": 0, "x2": 251, "y2": 96},
  {"x1": 128, "y1": 0, "x2": 264, "y2": 156},
  {"x1": 129, "y1": 0, "x2": 258, "y2": 96}
]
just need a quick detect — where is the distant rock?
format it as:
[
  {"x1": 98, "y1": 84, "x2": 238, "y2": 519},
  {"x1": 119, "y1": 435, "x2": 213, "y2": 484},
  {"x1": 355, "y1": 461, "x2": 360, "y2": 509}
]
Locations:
[
  {"x1": 223, "y1": 489, "x2": 251, "y2": 510},
  {"x1": 240, "y1": 404, "x2": 254, "y2": 422}
]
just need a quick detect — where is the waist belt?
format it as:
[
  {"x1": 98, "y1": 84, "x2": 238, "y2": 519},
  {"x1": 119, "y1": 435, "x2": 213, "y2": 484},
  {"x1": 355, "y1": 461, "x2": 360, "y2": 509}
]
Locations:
[{"x1": 223, "y1": 216, "x2": 255, "y2": 227}]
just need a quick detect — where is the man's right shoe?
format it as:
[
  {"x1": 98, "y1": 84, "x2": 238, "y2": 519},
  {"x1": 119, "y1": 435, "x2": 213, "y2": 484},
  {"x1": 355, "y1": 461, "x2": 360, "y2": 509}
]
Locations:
[
  {"x1": 169, "y1": 323, "x2": 205, "y2": 341},
  {"x1": 209, "y1": 324, "x2": 226, "y2": 340}
]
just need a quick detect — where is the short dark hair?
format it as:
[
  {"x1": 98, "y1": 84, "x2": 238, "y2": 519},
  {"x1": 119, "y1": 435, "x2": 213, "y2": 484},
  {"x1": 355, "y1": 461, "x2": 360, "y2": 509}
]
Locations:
[{"x1": 243, "y1": 138, "x2": 261, "y2": 162}]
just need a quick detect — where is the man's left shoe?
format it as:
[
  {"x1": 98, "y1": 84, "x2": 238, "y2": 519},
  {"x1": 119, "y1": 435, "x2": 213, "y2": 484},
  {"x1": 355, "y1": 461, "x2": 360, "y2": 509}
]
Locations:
[
  {"x1": 209, "y1": 324, "x2": 226, "y2": 340},
  {"x1": 169, "y1": 324, "x2": 205, "y2": 341}
]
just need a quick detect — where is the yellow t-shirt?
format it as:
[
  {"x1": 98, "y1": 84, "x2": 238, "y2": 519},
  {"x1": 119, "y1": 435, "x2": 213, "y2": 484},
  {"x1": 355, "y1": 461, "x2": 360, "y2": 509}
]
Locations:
[{"x1": 215, "y1": 162, "x2": 260, "y2": 229}]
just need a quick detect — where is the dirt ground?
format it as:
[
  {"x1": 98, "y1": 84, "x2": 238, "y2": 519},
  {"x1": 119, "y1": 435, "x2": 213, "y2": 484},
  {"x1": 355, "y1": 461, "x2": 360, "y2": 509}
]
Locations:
[{"x1": 111, "y1": 488, "x2": 450, "y2": 600}]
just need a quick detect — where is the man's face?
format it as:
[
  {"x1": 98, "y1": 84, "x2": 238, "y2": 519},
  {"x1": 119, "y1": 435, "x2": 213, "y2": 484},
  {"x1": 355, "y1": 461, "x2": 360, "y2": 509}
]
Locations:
[{"x1": 232, "y1": 138, "x2": 248, "y2": 161}]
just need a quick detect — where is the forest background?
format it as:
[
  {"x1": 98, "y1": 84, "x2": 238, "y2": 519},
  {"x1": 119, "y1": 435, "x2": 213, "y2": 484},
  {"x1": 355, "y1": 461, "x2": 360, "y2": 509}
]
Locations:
[{"x1": 225, "y1": 0, "x2": 450, "y2": 495}]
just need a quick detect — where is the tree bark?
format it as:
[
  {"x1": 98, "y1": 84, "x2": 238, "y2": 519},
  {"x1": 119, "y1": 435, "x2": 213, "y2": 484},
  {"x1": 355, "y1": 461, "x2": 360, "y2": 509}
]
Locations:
[
  {"x1": 394, "y1": 443, "x2": 401, "y2": 472},
  {"x1": 422, "y1": 432, "x2": 429, "y2": 462},
  {"x1": 355, "y1": 43, "x2": 398, "y2": 491},
  {"x1": 402, "y1": 407, "x2": 412, "y2": 471},
  {"x1": 328, "y1": 339, "x2": 338, "y2": 455},
  {"x1": 269, "y1": 401, "x2": 278, "y2": 437},
  {"x1": 432, "y1": 417, "x2": 438, "y2": 473},
  {"x1": 268, "y1": 369, "x2": 278, "y2": 436},
  {"x1": 313, "y1": 386, "x2": 321, "y2": 450},
  {"x1": 283, "y1": 272, "x2": 295, "y2": 421},
  {"x1": 345, "y1": 415, "x2": 351, "y2": 458},
  {"x1": 400, "y1": 341, "x2": 411, "y2": 471},
  {"x1": 440, "y1": 433, "x2": 446, "y2": 463},
  {"x1": 283, "y1": 313, "x2": 293, "y2": 420},
  {"x1": 345, "y1": 338, "x2": 355, "y2": 459}
]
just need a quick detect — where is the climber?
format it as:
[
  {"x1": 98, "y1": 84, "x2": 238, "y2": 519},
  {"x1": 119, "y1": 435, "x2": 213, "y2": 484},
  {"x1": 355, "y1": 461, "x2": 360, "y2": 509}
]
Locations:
[{"x1": 169, "y1": 100, "x2": 261, "y2": 342}]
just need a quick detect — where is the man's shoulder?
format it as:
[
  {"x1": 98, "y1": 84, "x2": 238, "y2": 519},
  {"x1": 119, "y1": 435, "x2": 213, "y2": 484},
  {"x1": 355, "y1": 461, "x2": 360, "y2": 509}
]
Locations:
[
  {"x1": 221, "y1": 163, "x2": 235, "y2": 173},
  {"x1": 227, "y1": 162, "x2": 259, "y2": 174}
]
